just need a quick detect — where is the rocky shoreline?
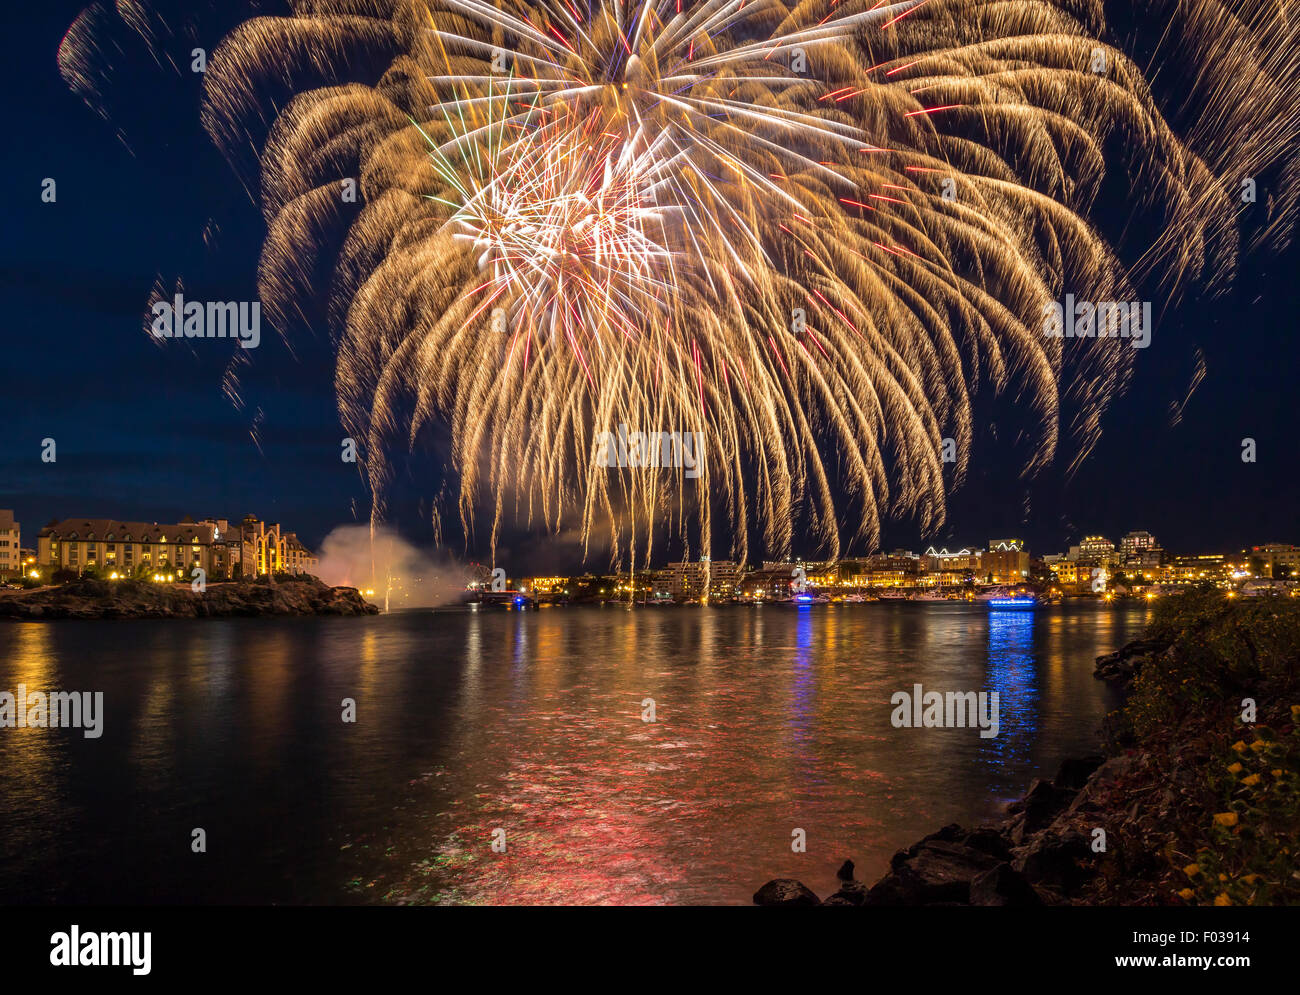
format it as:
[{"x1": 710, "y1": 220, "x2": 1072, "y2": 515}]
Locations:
[
  {"x1": 754, "y1": 634, "x2": 1168, "y2": 907},
  {"x1": 0, "y1": 576, "x2": 378, "y2": 620}
]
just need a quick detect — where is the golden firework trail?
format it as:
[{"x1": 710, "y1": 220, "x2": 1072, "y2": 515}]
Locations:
[{"x1": 61, "y1": 0, "x2": 1300, "y2": 567}]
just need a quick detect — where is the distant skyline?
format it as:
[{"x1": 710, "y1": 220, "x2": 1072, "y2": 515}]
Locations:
[{"x1": 3, "y1": 1, "x2": 1297, "y2": 572}]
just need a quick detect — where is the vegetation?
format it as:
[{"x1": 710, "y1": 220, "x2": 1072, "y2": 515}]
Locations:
[{"x1": 1093, "y1": 585, "x2": 1300, "y2": 905}]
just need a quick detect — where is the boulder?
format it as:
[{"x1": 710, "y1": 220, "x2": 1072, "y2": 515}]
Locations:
[
  {"x1": 753, "y1": 879, "x2": 820, "y2": 907},
  {"x1": 822, "y1": 880, "x2": 868, "y2": 906},
  {"x1": 1014, "y1": 831, "x2": 1092, "y2": 894},
  {"x1": 1053, "y1": 755, "x2": 1105, "y2": 791},
  {"x1": 864, "y1": 839, "x2": 1002, "y2": 905},
  {"x1": 1021, "y1": 778, "x2": 1075, "y2": 834},
  {"x1": 969, "y1": 862, "x2": 1044, "y2": 906}
]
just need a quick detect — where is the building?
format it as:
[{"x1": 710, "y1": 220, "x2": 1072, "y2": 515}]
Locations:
[
  {"x1": 921, "y1": 547, "x2": 978, "y2": 585},
  {"x1": 1048, "y1": 560, "x2": 1081, "y2": 589},
  {"x1": 0, "y1": 510, "x2": 19, "y2": 580},
  {"x1": 1072, "y1": 535, "x2": 1116, "y2": 562},
  {"x1": 36, "y1": 513, "x2": 317, "y2": 581},
  {"x1": 1119, "y1": 531, "x2": 1159, "y2": 558},
  {"x1": 924, "y1": 547, "x2": 979, "y2": 571},
  {"x1": 1247, "y1": 544, "x2": 1300, "y2": 580},
  {"x1": 987, "y1": 538, "x2": 1025, "y2": 553},
  {"x1": 666, "y1": 558, "x2": 741, "y2": 601},
  {"x1": 1160, "y1": 554, "x2": 1230, "y2": 586},
  {"x1": 738, "y1": 567, "x2": 798, "y2": 599},
  {"x1": 38, "y1": 518, "x2": 217, "y2": 578},
  {"x1": 853, "y1": 551, "x2": 920, "y2": 588},
  {"x1": 200, "y1": 515, "x2": 318, "y2": 579},
  {"x1": 524, "y1": 576, "x2": 567, "y2": 595},
  {"x1": 980, "y1": 543, "x2": 1031, "y2": 584}
]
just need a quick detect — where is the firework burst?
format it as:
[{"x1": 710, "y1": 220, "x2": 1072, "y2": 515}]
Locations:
[{"x1": 62, "y1": 0, "x2": 1300, "y2": 566}]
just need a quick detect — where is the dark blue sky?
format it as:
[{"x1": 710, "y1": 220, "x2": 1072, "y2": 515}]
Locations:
[{"x1": 1, "y1": 1, "x2": 1295, "y2": 567}]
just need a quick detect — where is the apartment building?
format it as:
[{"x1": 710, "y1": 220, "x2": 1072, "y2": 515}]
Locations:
[{"x1": 0, "y1": 510, "x2": 20, "y2": 580}]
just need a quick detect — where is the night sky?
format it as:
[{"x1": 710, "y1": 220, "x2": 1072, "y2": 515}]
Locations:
[{"x1": 2, "y1": 1, "x2": 1295, "y2": 571}]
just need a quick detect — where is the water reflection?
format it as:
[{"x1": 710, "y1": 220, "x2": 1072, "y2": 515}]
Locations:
[
  {"x1": 981, "y1": 610, "x2": 1039, "y2": 788},
  {"x1": 0, "y1": 604, "x2": 1147, "y2": 905}
]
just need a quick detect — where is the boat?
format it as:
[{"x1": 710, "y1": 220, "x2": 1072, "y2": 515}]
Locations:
[
  {"x1": 987, "y1": 595, "x2": 1037, "y2": 610},
  {"x1": 789, "y1": 591, "x2": 830, "y2": 605}
]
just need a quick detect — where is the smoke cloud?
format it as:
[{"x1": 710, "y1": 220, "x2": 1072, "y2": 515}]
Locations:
[{"x1": 314, "y1": 525, "x2": 476, "y2": 609}]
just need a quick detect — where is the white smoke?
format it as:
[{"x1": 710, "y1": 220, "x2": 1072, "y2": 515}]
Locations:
[{"x1": 314, "y1": 525, "x2": 475, "y2": 609}]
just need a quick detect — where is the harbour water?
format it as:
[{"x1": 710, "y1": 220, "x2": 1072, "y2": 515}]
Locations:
[{"x1": 0, "y1": 602, "x2": 1146, "y2": 904}]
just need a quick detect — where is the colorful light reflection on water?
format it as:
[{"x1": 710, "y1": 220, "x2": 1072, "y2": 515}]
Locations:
[{"x1": 0, "y1": 603, "x2": 1145, "y2": 905}]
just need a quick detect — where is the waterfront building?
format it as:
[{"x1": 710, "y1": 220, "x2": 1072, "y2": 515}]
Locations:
[
  {"x1": 38, "y1": 517, "x2": 217, "y2": 578},
  {"x1": 199, "y1": 515, "x2": 319, "y2": 579},
  {"x1": 739, "y1": 567, "x2": 798, "y2": 599},
  {"x1": 922, "y1": 547, "x2": 979, "y2": 579},
  {"x1": 666, "y1": 558, "x2": 741, "y2": 601},
  {"x1": 0, "y1": 510, "x2": 19, "y2": 580},
  {"x1": 1160, "y1": 554, "x2": 1229, "y2": 586},
  {"x1": 526, "y1": 576, "x2": 567, "y2": 595},
  {"x1": 980, "y1": 541, "x2": 1031, "y2": 584},
  {"x1": 37, "y1": 513, "x2": 317, "y2": 580},
  {"x1": 1248, "y1": 544, "x2": 1300, "y2": 579}
]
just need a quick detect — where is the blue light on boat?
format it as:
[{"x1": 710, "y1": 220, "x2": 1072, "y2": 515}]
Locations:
[
  {"x1": 988, "y1": 597, "x2": 1036, "y2": 609},
  {"x1": 793, "y1": 593, "x2": 815, "y2": 605}
]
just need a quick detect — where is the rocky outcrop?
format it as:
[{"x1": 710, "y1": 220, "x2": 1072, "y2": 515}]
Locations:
[
  {"x1": 753, "y1": 754, "x2": 1119, "y2": 907},
  {"x1": 1093, "y1": 637, "x2": 1167, "y2": 683},
  {"x1": 0, "y1": 577, "x2": 378, "y2": 620}
]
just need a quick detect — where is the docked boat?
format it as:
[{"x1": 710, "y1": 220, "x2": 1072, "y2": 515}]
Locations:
[{"x1": 987, "y1": 595, "x2": 1037, "y2": 610}]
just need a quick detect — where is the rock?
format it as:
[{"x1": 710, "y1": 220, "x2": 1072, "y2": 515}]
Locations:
[
  {"x1": 864, "y1": 839, "x2": 1002, "y2": 905},
  {"x1": 1066, "y1": 755, "x2": 1135, "y2": 816},
  {"x1": 1053, "y1": 755, "x2": 1105, "y2": 790},
  {"x1": 753, "y1": 879, "x2": 821, "y2": 907},
  {"x1": 970, "y1": 863, "x2": 1043, "y2": 906},
  {"x1": 825, "y1": 879, "x2": 868, "y2": 906},
  {"x1": 0, "y1": 577, "x2": 378, "y2": 621},
  {"x1": 1021, "y1": 778, "x2": 1075, "y2": 833},
  {"x1": 836, "y1": 859, "x2": 856, "y2": 882},
  {"x1": 820, "y1": 892, "x2": 857, "y2": 906},
  {"x1": 1014, "y1": 831, "x2": 1092, "y2": 894},
  {"x1": 913, "y1": 823, "x2": 1012, "y2": 860},
  {"x1": 1094, "y1": 637, "x2": 1166, "y2": 683}
]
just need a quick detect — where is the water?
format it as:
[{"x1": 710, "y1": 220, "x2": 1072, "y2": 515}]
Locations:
[{"x1": 0, "y1": 602, "x2": 1146, "y2": 905}]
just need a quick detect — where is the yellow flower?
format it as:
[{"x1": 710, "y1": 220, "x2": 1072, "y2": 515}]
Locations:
[
  {"x1": 1214, "y1": 893, "x2": 1232, "y2": 906},
  {"x1": 1213, "y1": 812, "x2": 1239, "y2": 827},
  {"x1": 1178, "y1": 888, "x2": 1195, "y2": 901},
  {"x1": 1250, "y1": 741, "x2": 1267, "y2": 754},
  {"x1": 1231, "y1": 740, "x2": 1247, "y2": 754},
  {"x1": 1183, "y1": 863, "x2": 1202, "y2": 878},
  {"x1": 1218, "y1": 873, "x2": 1228, "y2": 882},
  {"x1": 1290, "y1": 705, "x2": 1300, "y2": 720},
  {"x1": 1242, "y1": 773, "x2": 1262, "y2": 787},
  {"x1": 1227, "y1": 762, "x2": 1244, "y2": 774},
  {"x1": 1242, "y1": 874, "x2": 1261, "y2": 885},
  {"x1": 1272, "y1": 769, "x2": 1285, "y2": 778}
]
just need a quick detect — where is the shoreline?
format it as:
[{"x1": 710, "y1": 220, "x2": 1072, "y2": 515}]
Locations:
[
  {"x1": 755, "y1": 599, "x2": 1300, "y2": 906},
  {"x1": 753, "y1": 634, "x2": 1147, "y2": 906},
  {"x1": 0, "y1": 576, "x2": 378, "y2": 620}
]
